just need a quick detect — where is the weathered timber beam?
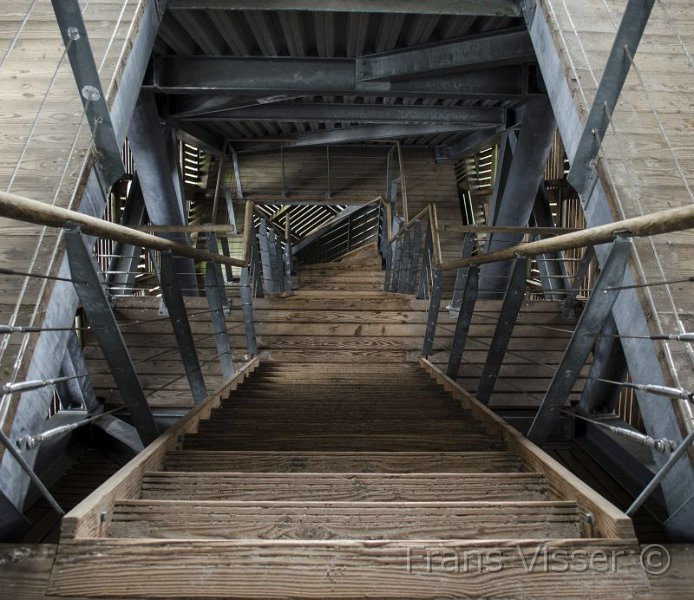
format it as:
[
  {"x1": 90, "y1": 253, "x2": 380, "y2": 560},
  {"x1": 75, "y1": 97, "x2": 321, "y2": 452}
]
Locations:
[
  {"x1": 168, "y1": 0, "x2": 520, "y2": 16},
  {"x1": 65, "y1": 228, "x2": 159, "y2": 445},
  {"x1": 438, "y1": 203, "x2": 694, "y2": 271},
  {"x1": 476, "y1": 256, "x2": 528, "y2": 404},
  {"x1": 527, "y1": 238, "x2": 631, "y2": 446},
  {"x1": 177, "y1": 103, "x2": 505, "y2": 126},
  {"x1": 0, "y1": 190, "x2": 246, "y2": 268},
  {"x1": 158, "y1": 251, "x2": 208, "y2": 403},
  {"x1": 358, "y1": 29, "x2": 535, "y2": 82}
]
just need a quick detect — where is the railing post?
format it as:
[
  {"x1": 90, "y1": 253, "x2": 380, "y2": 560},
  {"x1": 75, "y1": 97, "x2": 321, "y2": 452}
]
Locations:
[
  {"x1": 422, "y1": 269, "x2": 443, "y2": 357},
  {"x1": 476, "y1": 256, "x2": 528, "y2": 403},
  {"x1": 446, "y1": 265, "x2": 480, "y2": 379},
  {"x1": 528, "y1": 237, "x2": 632, "y2": 446}
]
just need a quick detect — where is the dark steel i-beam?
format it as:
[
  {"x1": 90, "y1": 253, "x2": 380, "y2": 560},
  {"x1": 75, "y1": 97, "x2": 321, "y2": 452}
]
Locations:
[
  {"x1": 408, "y1": 220, "x2": 422, "y2": 294},
  {"x1": 567, "y1": 0, "x2": 656, "y2": 194},
  {"x1": 562, "y1": 245, "x2": 595, "y2": 318},
  {"x1": 357, "y1": 29, "x2": 535, "y2": 82},
  {"x1": 158, "y1": 250, "x2": 207, "y2": 403},
  {"x1": 168, "y1": 0, "x2": 520, "y2": 16},
  {"x1": 257, "y1": 218, "x2": 274, "y2": 294},
  {"x1": 65, "y1": 228, "x2": 158, "y2": 445},
  {"x1": 239, "y1": 266, "x2": 258, "y2": 356},
  {"x1": 51, "y1": 0, "x2": 125, "y2": 186},
  {"x1": 417, "y1": 221, "x2": 434, "y2": 299},
  {"x1": 446, "y1": 265, "x2": 480, "y2": 378},
  {"x1": 476, "y1": 256, "x2": 528, "y2": 404},
  {"x1": 528, "y1": 238, "x2": 632, "y2": 446},
  {"x1": 397, "y1": 229, "x2": 411, "y2": 294}
]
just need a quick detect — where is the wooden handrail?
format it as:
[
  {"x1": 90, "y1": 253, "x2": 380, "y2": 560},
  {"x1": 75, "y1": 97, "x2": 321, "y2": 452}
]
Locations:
[
  {"x1": 0, "y1": 191, "x2": 247, "y2": 268},
  {"x1": 438, "y1": 204, "x2": 694, "y2": 271}
]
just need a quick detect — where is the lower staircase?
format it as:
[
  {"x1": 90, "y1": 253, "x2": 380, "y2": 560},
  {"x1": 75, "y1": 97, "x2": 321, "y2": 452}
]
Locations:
[{"x1": 46, "y1": 250, "x2": 652, "y2": 598}]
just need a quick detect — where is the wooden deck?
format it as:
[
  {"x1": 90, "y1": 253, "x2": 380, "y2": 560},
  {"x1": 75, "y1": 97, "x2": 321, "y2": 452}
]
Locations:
[{"x1": 539, "y1": 0, "x2": 694, "y2": 425}]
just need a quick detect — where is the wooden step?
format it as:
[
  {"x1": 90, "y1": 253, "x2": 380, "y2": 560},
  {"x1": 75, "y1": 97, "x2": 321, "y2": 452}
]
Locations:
[
  {"x1": 163, "y1": 451, "x2": 523, "y2": 473},
  {"x1": 181, "y1": 432, "x2": 504, "y2": 452},
  {"x1": 140, "y1": 472, "x2": 548, "y2": 502},
  {"x1": 47, "y1": 539, "x2": 649, "y2": 599},
  {"x1": 110, "y1": 500, "x2": 583, "y2": 540}
]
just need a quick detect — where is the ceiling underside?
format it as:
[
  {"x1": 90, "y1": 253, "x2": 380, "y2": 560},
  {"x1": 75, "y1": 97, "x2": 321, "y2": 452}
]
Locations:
[{"x1": 147, "y1": 4, "x2": 540, "y2": 152}]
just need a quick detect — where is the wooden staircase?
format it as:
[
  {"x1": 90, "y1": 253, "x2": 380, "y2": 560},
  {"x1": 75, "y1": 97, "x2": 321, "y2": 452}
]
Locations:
[{"x1": 46, "y1": 253, "x2": 652, "y2": 598}]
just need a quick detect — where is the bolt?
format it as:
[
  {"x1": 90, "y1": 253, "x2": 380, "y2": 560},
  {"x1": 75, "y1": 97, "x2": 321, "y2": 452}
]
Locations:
[
  {"x1": 66, "y1": 26, "x2": 80, "y2": 41},
  {"x1": 81, "y1": 85, "x2": 101, "y2": 102}
]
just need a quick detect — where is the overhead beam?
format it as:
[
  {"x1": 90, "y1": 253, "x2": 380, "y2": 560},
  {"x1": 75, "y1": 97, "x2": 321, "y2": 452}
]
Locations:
[
  {"x1": 168, "y1": 0, "x2": 520, "y2": 16},
  {"x1": 177, "y1": 102, "x2": 505, "y2": 126},
  {"x1": 235, "y1": 123, "x2": 474, "y2": 152},
  {"x1": 65, "y1": 228, "x2": 159, "y2": 446},
  {"x1": 357, "y1": 29, "x2": 535, "y2": 82},
  {"x1": 154, "y1": 57, "x2": 530, "y2": 99}
]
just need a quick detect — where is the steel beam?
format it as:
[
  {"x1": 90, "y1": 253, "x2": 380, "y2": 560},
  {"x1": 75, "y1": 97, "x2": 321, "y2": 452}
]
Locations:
[
  {"x1": 528, "y1": 238, "x2": 631, "y2": 446},
  {"x1": 158, "y1": 250, "x2": 207, "y2": 403},
  {"x1": 578, "y1": 314, "x2": 627, "y2": 415},
  {"x1": 531, "y1": 187, "x2": 569, "y2": 300},
  {"x1": 449, "y1": 232, "x2": 477, "y2": 318},
  {"x1": 358, "y1": 29, "x2": 534, "y2": 82},
  {"x1": 417, "y1": 221, "x2": 433, "y2": 300},
  {"x1": 238, "y1": 123, "x2": 476, "y2": 152},
  {"x1": 421, "y1": 269, "x2": 443, "y2": 357},
  {"x1": 397, "y1": 230, "x2": 412, "y2": 294},
  {"x1": 57, "y1": 332, "x2": 97, "y2": 411},
  {"x1": 446, "y1": 265, "x2": 480, "y2": 379},
  {"x1": 108, "y1": 175, "x2": 147, "y2": 295},
  {"x1": 479, "y1": 96, "x2": 556, "y2": 296},
  {"x1": 257, "y1": 218, "x2": 274, "y2": 294},
  {"x1": 239, "y1": 266, "x2": 258, "y2": 356},
  {"x1": 408, "y1": 220, "x2": 422, "y2": 294},
  {"x1": 51, "y1": 0, "x2": 125, "y2": 186},
  {"x1": 562, "y1": 245, "x2": 595, "y2": 318},
  {"x1": 476, "y1": 256, "x2": 528, "y2": 404},
  {"x1": 128, "y1": 90, "x2": 198, "y2": 295},
  {"x1": 567, "y1": 0, "x2": 656, "y2": 194},
  {"x1": 65, "y1": 228, "x2": 158, "y2": 445},
  {"x1": 204, "y1": 236, "x2": 235, "y2": 380},
  {"x1": 179, "y1": 102, "x2": 505, "y2": 126},
  {"x1": 155, "y1": 57, "x2": 529, "y2": 99},
  {"x1": 169, "y1": 0, "x2": 520, "y2": 16},
  {"x1": 447, "y1": 128, "x2": 504, "y2": 161}
]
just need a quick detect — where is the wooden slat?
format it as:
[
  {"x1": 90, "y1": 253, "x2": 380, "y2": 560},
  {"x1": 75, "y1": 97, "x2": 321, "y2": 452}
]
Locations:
[
  {"x1": 110, "y1": 500, "x2": 582, "y2": 540},
  {"x1": 163, "y1": 451, "x2": 523, "y2": 473},
  {"x1": 140, "y1": 472, "x2": 549, "y2": 502}
]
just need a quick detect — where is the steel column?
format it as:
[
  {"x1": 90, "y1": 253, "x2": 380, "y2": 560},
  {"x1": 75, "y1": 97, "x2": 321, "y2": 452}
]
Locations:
[
  {"x1": 446, "y1": 265, "x2": 480, "y2": 378},
  {"x1": 562, "y1": 245, "x2": 595, "y2": 318},
  {"x1": 417, "y1": 221, "x2": 433, "y2": 299},
  {"x1": 422, "y1": 269, "x2": 443, "y2": 357},
  {"x1": 205, "y1": 233, "x2": 234, "y2": 379},
  {"x1": 408, "y1": 220, "x2": 422, "y2": 294},
  {"x1": 283, "y1": 240, "x2": 293, "y2": 292},
  {"x1": 239, "y1": 266, "x2": 258, "y2": 357},
  {"x1": 449, "y1": 233, "x2": 477, "y2": 317},
  {"x1": 476, "y1": 256, "x2": 528, "y2": 403},
  {"x1": 528, "y1": 238, "x2": 632, "y2": 446},
  {"x1": 397, "y1": 229, "x2": 411, "y2": 294},
  {"x1": 65, "y1": 228, "x2": 158, "y2": 445},
  {"x1": 257, "y1": 218, "x2": 274, "y2": 294},
  {"x1": 158, "y1": 250, "x2": 207, "y2": 403}
]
